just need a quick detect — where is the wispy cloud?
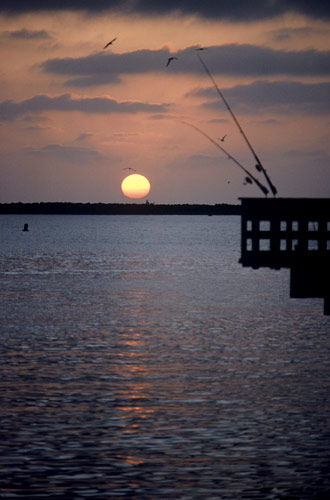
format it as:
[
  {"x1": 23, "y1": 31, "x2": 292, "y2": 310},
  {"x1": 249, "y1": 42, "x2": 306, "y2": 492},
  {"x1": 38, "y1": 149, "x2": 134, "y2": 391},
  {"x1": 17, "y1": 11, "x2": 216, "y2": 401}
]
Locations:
[
  {"x1": 23, "y1": 143, "x2": 105, "y2": 164},
  {"x1": 268, "y1": 26, "x2": 329, "y2": 42},
  {"x1": 74, "y1": 133, "x2": 94, "y2": 143},
  {"x1": 1, "y1": 28, "x2": 52, "y2": 40},
  {"x1": 0, "y1": 93, "x2": 168, "y2": 121},
  {"x1": 282, "y1": 149, "x2": 329, "y2": 159},
  {"x1": 187, "y1": 154, "x2": 228, "y2": 169}
]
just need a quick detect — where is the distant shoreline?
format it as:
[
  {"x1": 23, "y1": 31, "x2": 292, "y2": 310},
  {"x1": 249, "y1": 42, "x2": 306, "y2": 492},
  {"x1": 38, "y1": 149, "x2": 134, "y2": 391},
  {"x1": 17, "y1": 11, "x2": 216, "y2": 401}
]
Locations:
[{"x1": 0, "y1": 202, "x2": 241, "y2": 216}]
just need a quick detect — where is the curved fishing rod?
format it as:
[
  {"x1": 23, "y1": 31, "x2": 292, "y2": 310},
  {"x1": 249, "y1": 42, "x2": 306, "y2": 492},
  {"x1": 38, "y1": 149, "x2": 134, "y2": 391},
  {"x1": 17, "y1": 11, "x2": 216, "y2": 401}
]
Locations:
[
  {"x1": 196, "y1": 51, "x2": 277, "y2": 197},
  {"x1": 181, "y1": 120, "x2": 269, "y2": 196}
]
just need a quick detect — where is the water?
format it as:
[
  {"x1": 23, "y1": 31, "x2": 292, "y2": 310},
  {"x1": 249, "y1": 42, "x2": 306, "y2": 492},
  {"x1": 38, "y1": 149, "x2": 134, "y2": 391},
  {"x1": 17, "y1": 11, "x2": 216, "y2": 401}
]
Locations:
[{"x1": 1, "y1": 214, "x2": 329, "y2": 499}]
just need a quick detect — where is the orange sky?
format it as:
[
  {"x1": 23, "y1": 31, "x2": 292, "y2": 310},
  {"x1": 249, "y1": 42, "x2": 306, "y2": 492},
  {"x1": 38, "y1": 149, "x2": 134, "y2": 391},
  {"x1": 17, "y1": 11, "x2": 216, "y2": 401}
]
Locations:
[{"x1": 0, "y1": 2, "x2": 329, "y2": 203}]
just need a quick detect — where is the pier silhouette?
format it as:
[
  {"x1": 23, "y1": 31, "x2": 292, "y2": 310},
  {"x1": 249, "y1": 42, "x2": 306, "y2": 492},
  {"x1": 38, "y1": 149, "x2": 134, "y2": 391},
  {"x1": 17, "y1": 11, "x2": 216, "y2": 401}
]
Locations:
[{"x1": 239, "y1": 198, "x2": 330, "y2": 314}]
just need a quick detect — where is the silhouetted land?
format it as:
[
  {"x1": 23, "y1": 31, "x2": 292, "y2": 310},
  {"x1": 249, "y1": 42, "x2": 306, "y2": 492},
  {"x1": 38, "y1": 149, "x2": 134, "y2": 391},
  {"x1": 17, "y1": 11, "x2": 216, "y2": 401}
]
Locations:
[{"x1": 0, "y1": 202, "x2": 241, "y2": 216}]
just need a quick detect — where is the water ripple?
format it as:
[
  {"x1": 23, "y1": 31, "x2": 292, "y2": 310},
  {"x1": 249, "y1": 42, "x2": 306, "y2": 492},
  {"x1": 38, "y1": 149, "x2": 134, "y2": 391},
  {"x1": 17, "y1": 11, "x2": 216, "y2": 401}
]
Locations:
[{"x1": 0, "y1": 215, "x2": 329, "y2": 499}]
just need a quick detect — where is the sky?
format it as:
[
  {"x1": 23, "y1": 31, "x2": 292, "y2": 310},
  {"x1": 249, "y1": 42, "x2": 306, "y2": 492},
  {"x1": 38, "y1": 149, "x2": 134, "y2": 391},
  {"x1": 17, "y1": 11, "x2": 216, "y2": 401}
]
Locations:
[{"x1": 0, "y1": 0, "x2": 329, "y2": 204}]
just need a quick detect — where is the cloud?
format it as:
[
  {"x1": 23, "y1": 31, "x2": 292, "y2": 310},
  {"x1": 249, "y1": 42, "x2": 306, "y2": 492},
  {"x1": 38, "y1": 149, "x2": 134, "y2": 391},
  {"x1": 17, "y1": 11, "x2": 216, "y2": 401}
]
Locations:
[
  {"x1": 209, "y1": 118, "x2": 229, "y2": 124},
  {"x1": 188, "y1": 154, "x2": 228, "y2": 169},
  {"x1": 111, "y1": 132, "x2": 138, "y2": 138},
  {"x1": 24, "y1": 143, "x2": 105, "y2": 164},
  {"x1": 190, "y1": 81, "x2": 330, "y2": 115},
  {"x1": 74, "y1": 133, "x2": 94, "y2": 142},
  {"x1": 194, "y1": 45, "x2": 330, "y2": 78},
  {"x1": 40, "y1": 45, "x2": 330, "y2": 87},
  {"x1": 282, "y1": 149, "x2": 329, "y2": 159},
  {"x1": 250, "y1": 118, "x2": 280, "y2": 125},
  {"x1": 23, "y1": 125, "x2": 49, "y2": 131},
  {"x1": 1, "y1": 1, "x2": 330, "y2": 21},
  {"x1": 147, "y1": 114, "x2": 168, "y2": 121},
  {"x1": 1, "y1": 28, "x2": 52, "y2": 40},
  {"x1": 22, "y1": 114, "x2": 48, "y2": 123},
  {"x1": 0, "y1": 93, "x2": 168, "y2": 121},
  {"x1": 41, "y1": 49, "x2": 171, "y2": 87},
  {"x1": 269, "y1": 26, "x2": 329, "y2": 42}
]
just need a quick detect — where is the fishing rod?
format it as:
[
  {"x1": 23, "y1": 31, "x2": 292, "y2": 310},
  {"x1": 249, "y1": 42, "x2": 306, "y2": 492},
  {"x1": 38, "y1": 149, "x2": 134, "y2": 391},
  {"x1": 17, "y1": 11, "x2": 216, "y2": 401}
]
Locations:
[
  {"x1": 181, "y1": 120, "x2": 269, "y2": 196},
  {"x1": 196, "y1": 51, "x2": 277, "y2": 197}
]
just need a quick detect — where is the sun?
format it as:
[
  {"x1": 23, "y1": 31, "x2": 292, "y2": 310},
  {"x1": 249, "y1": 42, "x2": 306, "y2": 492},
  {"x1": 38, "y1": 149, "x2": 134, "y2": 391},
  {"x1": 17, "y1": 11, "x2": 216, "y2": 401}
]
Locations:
[{"x1": 121, "y1": 174, "x2": 151, "y2": 199}]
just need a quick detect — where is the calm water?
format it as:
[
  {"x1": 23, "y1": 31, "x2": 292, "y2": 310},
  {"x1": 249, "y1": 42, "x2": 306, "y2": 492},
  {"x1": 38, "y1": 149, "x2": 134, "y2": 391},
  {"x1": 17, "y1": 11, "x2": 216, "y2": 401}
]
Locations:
[{"x1": 1, "y1": 215, "x2": 329, "y2": 500}]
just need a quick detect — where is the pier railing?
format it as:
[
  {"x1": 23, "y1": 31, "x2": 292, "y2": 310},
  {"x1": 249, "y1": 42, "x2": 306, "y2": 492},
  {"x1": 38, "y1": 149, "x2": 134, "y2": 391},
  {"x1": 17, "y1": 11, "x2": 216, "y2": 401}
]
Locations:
[{"x1": 239, "y1": 198, "x2": 330, "y2": 314}]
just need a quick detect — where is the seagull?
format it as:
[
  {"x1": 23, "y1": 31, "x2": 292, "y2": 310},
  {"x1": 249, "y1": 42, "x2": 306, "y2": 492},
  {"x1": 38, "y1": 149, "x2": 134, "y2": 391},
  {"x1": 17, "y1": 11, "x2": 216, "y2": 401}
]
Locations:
[
  {"x1": 123, "y1": 167, "x2": 136, "y2": 171},
  {"x1": 103, "y1": 38, "x2": 117, "y2": 49},
  {"x1": 166, "y1": 57, "x2": 178, "y2": 67},
  {"x1": 196, "y1": 47, "x2": 206, "y2": 51},
  {"x1": 219, "y1": 135, "x2": 227, "y2": 142}
]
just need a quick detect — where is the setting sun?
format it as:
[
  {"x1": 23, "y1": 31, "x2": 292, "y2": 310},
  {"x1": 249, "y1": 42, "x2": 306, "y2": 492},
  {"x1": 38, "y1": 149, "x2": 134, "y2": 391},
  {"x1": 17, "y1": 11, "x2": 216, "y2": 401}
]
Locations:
[{"x1": 121, "y1": 174, "x2": 151, "y2": 199}]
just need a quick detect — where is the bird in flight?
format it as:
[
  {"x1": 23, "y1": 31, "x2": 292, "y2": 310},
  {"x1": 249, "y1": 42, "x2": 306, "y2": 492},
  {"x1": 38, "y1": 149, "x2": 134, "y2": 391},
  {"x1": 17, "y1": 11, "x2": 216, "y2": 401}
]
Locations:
[
  {"x1": 196, "y1": 47, "x2": 206, "y2": 51},
  {"x1": 123, "y1": 167, "x2": 136, "y2": 171},
  {"x1": 103, "y1": 38, "x2": 117, "y2": 49},
  {"x1": 166, "y1": 56, "x2": 178, "y2": 67},
  {"x1": 219, "y1": 135, "x2": 227, "y2": 142}
]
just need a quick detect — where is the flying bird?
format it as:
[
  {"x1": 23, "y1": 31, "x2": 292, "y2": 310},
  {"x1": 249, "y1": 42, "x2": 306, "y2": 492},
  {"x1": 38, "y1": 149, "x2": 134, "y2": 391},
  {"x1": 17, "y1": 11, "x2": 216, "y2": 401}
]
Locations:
[
  {"x1": 196, "y1": 47, "x2": 206, "y2": 51},
  {"x1": 103, "y1": 38, "x2": 117, "y2": 49},
  {"x1": 123, "y1": 167, "x2": 136, "y2": 171},
  {"x1": 166, "y1": 57, "x2": 178, "y2": 67},
  {"x1": 219, "y1": 135, "x2": 227, "y2": 142}
]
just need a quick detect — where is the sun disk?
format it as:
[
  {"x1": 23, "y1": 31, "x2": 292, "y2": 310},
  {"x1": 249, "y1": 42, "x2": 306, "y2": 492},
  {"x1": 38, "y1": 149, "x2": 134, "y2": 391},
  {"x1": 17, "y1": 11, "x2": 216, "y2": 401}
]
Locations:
[{"x1": 121, "y1": 174, "x2": 151, "y2": 199}]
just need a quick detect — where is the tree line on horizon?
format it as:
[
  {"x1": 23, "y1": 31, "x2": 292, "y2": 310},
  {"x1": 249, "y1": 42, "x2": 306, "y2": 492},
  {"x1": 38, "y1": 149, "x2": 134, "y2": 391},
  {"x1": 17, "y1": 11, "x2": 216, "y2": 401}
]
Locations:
[{"x1": 0, "y1": 202, "x2": 241, "y2": 215}]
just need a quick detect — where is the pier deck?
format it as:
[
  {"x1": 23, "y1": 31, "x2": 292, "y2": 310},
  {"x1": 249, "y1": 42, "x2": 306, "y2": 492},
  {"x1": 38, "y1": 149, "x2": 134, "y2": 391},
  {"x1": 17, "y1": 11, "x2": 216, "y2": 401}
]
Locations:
[{"x1": 239, "y1": 198, "x2": 330, "y2": 314}]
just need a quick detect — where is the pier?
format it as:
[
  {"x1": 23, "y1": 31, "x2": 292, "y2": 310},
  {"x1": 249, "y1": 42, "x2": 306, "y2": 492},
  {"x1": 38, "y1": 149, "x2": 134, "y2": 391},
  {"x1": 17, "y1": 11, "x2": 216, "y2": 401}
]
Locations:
[{"x1": 239, "y1": 198, "x2": 330, "y2": 314}]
